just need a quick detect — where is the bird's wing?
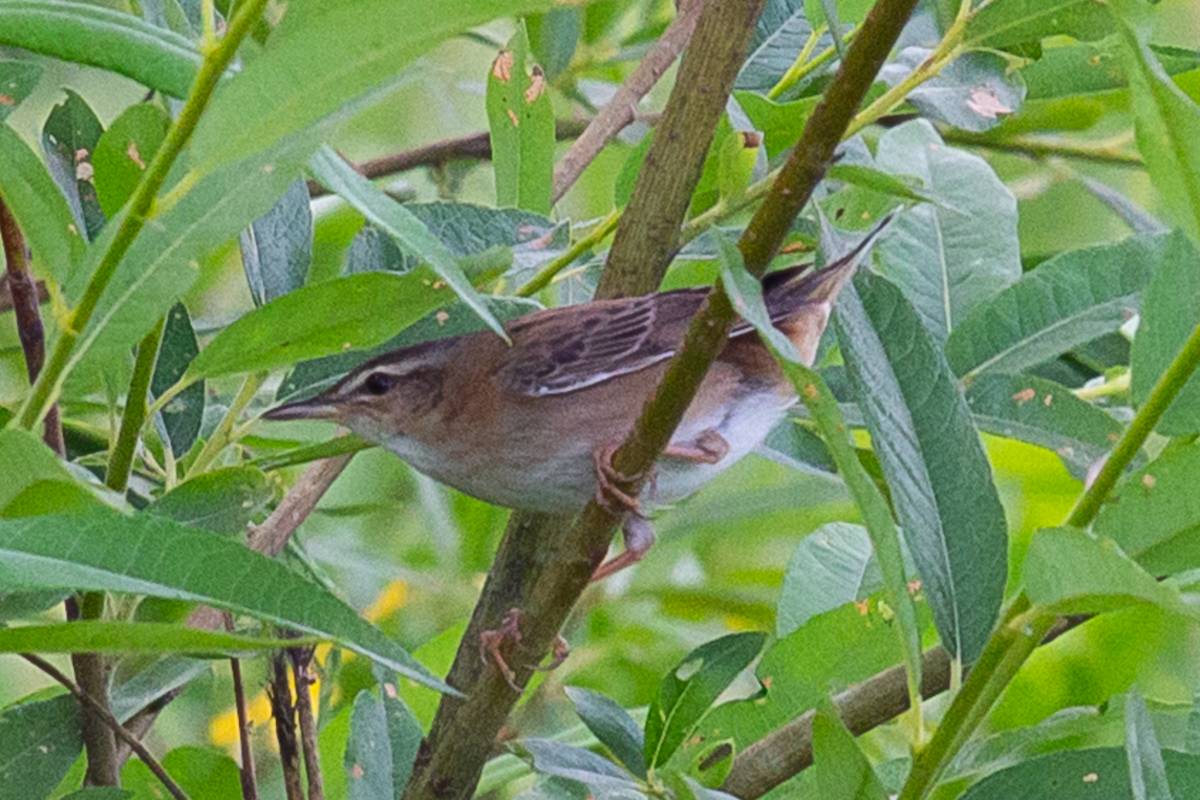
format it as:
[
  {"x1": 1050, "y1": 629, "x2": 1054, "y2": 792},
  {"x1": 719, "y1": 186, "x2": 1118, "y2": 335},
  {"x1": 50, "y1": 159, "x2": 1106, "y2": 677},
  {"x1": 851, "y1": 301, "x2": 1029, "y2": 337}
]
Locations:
[{"x1": 498, "y1": 291, "x2": 706, "y2": 397}]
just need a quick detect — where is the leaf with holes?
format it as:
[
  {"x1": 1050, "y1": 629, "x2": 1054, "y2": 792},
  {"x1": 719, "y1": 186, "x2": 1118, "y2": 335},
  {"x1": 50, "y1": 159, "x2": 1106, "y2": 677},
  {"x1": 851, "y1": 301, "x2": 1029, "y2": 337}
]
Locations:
[
  {"x1": 92, "y1": 102, "x2": 170, "y2": 217},
  {"x1": 41, "y1": 89, "x2": 105, "y2": 242},
  {"x1": 486, "y1": 24, "x2": 553, "y2": 215}
]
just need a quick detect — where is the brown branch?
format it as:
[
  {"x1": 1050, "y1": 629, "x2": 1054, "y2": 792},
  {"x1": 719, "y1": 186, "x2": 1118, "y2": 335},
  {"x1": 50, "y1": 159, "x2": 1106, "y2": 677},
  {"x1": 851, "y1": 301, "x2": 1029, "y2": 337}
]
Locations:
[
  {"x1": 0, "y1": 277, "x2": 49, "y2": 312},
  {"x1": 722, "y1": 615, "x2": 1090, "y2": 797},
  {"x1": 21, "y1": 654, "x2": 189, "y2": 800},
  {"x1": 269, "y1": 653, "x2": 305, "y2": 800},
  {"x1": 0, "y1": 200, "x2": 64, "y2": 454},
  {"x1": 551, "y1": 0, "x2": 706, "y2": 202},
  {"x1": 230, "y1": 650, "x2": 260, "y2": 800},
  {"x1": 246, "y1": 452, "x2": 354, "y2": 557},
  {"x1": 291, "y1": 647, "x2": 324, "y2": 800},
  {"x1": 596, "y1": 0, "x2": 765, "y2": 299},
  {"x1": 306, "y1": 120, "x2": 589, "y2": 198},
  {"x1": 403, "y1": 2, "x2": 919, "y2": 798}
]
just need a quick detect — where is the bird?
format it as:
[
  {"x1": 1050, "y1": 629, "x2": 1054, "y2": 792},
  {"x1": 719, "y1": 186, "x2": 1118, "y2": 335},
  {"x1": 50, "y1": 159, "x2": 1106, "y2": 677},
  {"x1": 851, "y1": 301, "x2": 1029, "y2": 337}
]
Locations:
[{"x1": 264, "y1": 220, "x2": 889, "y2": 583}]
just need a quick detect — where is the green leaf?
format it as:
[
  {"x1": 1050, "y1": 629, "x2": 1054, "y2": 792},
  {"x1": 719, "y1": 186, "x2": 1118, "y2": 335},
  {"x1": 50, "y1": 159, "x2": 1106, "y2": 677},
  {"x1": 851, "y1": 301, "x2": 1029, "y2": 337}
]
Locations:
[
  {"x1": 964, "y1": 0, "x2": 1115, "y2": 49},
  {"x1": 813, "y1": 705, "x2": 888, "y2": 800},
  {"x1": 527, "y1": 9, "x2": 580, "y2": 80},
  {"x1": 778, "y1": 522, "x2": 888, "y2": 638},
  {"x1": 0, "y1": 694, "x2": 83, "y2": 798},
  {"x1": 310, "y1": 147, "x2": 507, "y2": 340},
  {"x1": 1024, "y1": 527, "x2": 1194, "y2": 618},
  {"x1": 1113, "y1": 4, "x2": 1200, "y2": 241},
  {"x1": 881, "y1": 50, "x2": 1026, "y2": 132},
  {"x1": 62, "y1": 789, "x2": 132, "y2": 799},
  {"x1": 0, "y1": 59, "x2": 41, "y2": 120},
  {"x1": 277, "y1": 296, "x2": 538, "y2": 402},
  {"x1": 92, "y1": 102, "x2": 170, "y2": 218},
  {"x1": 1022, "y1": 40, "x2": 1200, "y2": 101},
  {"x1": 0, "y1": 0, "x2": 201, "y2": 98},
  {"x1": 0, "y1": 122, "x2": 86, "y2": 285},
  {"x1": 0, "y1": 590, "x2": 67, "y2": 620},
  {"x1": 187, "y1": 270, "x2": 481, "y2": 383},
  {"x1": 0, "y1": 621, "x2": 322, "y2": 656},
  {"x1": 346, "y1": 690, "x2": 396, "y2": 800},
  {"x1": 756, "y1": 419, "x2": 836, "y2": 477},
  {"x1": 946, "y1": 233, "x2": 1168, "y2": 379},
  {"x1": 827, "y1": 164, "x2": 931, "y2": 205},
  {"x1": 565, "y1": 686, "x2": 647, "y2": 778},
  {"x1": 736, "y1": 1, "x2": 820, "y2": 94},
  {"x1": 1126, "y1": 692, "x2": 1177, "y2": 800},
  {"x1": 0, "y1": 430, "x2": 92, "y2": 515},
  {"x1": 873, "y1": 120, "x2": 1021, "y2": 340},
  {"x1": 834, "y1": 270, "x2": 1008, "y2": 663},
  {"x1": 0, "y1": 510, "x2": 449, "y2": 691},
  {"x1": 960, "y1": 748, "x2": 1200, "y2": 800},
  {"x1": 519, "y1": 738, "x2": 642, "y2": 793},
  {"x1": 239, "y1": 179, "x2": 313, "y2": 306},
  {"x1": 645, "y1": 632, "x2": 766, "y2": 769},
  {"x1": 965, "y1": 373, "x2": 1127, "y2": 480},
  {"x1": 123, "y1": 747, "x2": 242, "y2": 800},
  {"x1": 1094, "y1": 443, "x2": 1200, "y2": 576},
  {"x1": 66, "y1": 144, "x2": 308, "y2": 377},
  {"x1": 717, "y1": 131, "x2": 761, "y2": 205},
  {"x1": 735, "y1": 91, "x2": 819, "y2": 159},
  {"x1": 40, "y1": 89, "x2": 105, "y2": 241},
  {"x1": 1131, "y1": 232, "x2": 1200, "y2": 435},
  {"x1": 151, "y1": 302, "x2": 204, "y2": 457},
  {"x1": 190, "y1": 0, "x2": 553, "y2": 173},
  {"x1": 486, "y1": 25, "x2": 554, "y2": 215},
  {"x1": 147, "y1": 466, "x2": 272, "y2": 534}
]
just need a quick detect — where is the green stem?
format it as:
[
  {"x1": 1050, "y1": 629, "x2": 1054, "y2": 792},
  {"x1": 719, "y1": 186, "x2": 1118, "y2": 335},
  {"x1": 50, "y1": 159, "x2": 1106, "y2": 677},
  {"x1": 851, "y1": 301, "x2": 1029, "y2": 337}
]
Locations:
[
  {"x1": 899, "y1": 318, "x2": 1200, "y2": 800},
  {"x1": 10, "y1": 0, "x2": 271, "y2": 433},
  {"x1": 186, "y1": 372, "x2": 264, "y2": 478},
  {"x1": 250, "y1": 435, "x2": 375, "y2": 472},
  {"x1": 767, "y1": 25, "x2": 856, "y2": 101},
  {"x1": 943, "y1": 131, "x2": 1144, "y2": 167},
  {"x1": 515, "y1": 209, "x2": 620, "y2": 297},
  {"x1": 106, "y1": 318, "x2": 166, "y2": 493}
]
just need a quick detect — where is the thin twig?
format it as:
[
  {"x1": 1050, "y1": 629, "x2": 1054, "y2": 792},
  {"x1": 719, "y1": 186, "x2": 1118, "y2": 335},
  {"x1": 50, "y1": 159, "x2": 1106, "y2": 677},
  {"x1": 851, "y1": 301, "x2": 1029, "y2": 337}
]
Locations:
[
  {"x1": 0, "y1": 274, "x2": 49, "y2": 313},
  {"x1": 21, "y1": 653, "x2": 189, "y2": 800},
  {"x1": 291, "y1": 647, "x2": 325, "y2": 800},
  {"x1": 227, "y1": 619, "x2": 260, "y2": 800},
  {"x1": 551, "y1": 0, "x2": 706, "y2": 202},
  {"x1": 246, "y1": 452, "x2": 355, "y2": 557},
  {"x1": 269, "y1": 653, "x2": 305, "y2": 800}
]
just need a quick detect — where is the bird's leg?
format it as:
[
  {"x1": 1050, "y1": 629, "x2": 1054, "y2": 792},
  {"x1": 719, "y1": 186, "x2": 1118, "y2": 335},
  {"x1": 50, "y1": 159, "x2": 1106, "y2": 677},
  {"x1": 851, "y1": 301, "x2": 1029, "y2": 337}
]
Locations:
[
  {"x1": 662, "y1": 428, "x2": 730, "y2": 464},
  {"x1": 531, "y1": 635, "x2": 571, "y2": 672},
  {"x1": 592, "y1": 514, "x2": 656, "y2": 582},
  {"x1": 479, "y1": 607, "x2": 524, "y2": 692},
  {"x1": 592, "y1": 442, "x2": 645, "y2": 515}
]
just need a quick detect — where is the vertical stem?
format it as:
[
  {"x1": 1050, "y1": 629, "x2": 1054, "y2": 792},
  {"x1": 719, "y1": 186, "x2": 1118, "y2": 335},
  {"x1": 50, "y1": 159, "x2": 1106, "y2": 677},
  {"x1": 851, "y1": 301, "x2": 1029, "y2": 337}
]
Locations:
[
  {"x1": 291, "y1": 647, "x2": 325, "y2": 800},
  {"x1": 269, "y1": 653, "x2": 304, "y2": 800},
  {"x1": 0, "y1": 199, "x2": 65, "y2": 454},
  {"x1": 186, "y1": 372, "x2": 264, "y2": 477},
  {"x1": 12, "y1": 0, "x2": 272, "y2": 432},
  {"x1": 107, "y1": 318, "x2": 166, "y2": 492},
  {"x1": 230, "y1": 657, "x2": 259, "y2": 800}
]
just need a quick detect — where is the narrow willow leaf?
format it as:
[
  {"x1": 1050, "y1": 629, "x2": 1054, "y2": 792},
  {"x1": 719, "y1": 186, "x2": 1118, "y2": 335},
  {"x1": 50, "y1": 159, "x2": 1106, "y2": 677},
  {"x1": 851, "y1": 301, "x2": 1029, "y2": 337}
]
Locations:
[
  {"x1": 756, "y1": 419, "x2": 836, "y2": 477},
  {"x1": 827, "y1": 164, "x2": 931, "y2": 204},
  {"x1": 1021, "y1": 40, "x2": 1200, "y2": 102},
  {"x1": 1094, "y1": 443, "x2": 1200, "y2": 576},
  {"x1": 813, "y1": 706, "x2": 889, "y2": 800},
  {"x1": 151, "y1": 302, "x2": 204, "y2": 457},
  {"x1": 779, "y1": 522, "x2": 885, "y2": 638},
  {"x1": 565, "y1": 686, "x2": 647, "y2": 778},
  {"x1": 835, "y1": 271, "x2": 1007, "y2": 663},
  {"x1": 186, "y1": 270, "x2": 484, "y2": 383},
  {"x1": 346, "y1": 691, "x2": 395, "y2": 800},
  {"x1": 961, "y1": 748, "x2": 1200, "y2": 800},
  {"x1": 41, "y1": 89, "x2": 105, "y2": 241},
  {"x1": 0, "y1": 122, "x2": 86, "y2": 284},
  {"x1": 0, "y1": 510, "x2": 448, "y2": 691},
  {"x1": 190, "y1": 0, "x2": 554, "y2": 173},
  {"x1": 66, "y1": 144, "x2": 308, "y2": 377},
  {"x1": 881, "y1": 49, "x2": 1026, "y2": 132},
  {"x1": 965, "y1": 373, "x2": 1127, "y2": 479},
  {"x1": 964, "y1": 0, "x2": 1115, "y2": 49},
  {"x1": 0, "y1": 59, "x2": 40, "y2": 120},
  {"x1": 0, "y1": 430, "x2": 94, "y2": 515},
  {"x1": 1024, "y1": 528, "x2": 1194, "y2": 619},
  {"x1": 1126, "y1": 692, "x2": 1177, "y2": 800},
  {"x1": 1131, "y1": 233, "x2": 1200, "y2": 434},
  {"x1": 946, "y1": 233, "x2": 1168, "y2": 380},
  {"x1": 92, "y1": 102, "x2": 170, "y2": 217},
  {"x1": 147, "y1": 466, "x2": 272, "y2": 535},
  {"x1": 874, "y1": 120, "x2": 1021, "y2": 340},
  {"x1": 527, "y1": 8, "x2": 579, "y2": 80},
  {"x1": 645, "y1": 632, "x2": 766, "y2": 769},
  {"x1": 373, "y1": 668, "x2": 424, "y2": 791},
  {"x1": 309, "y1": 147, "x2": 506, "y2": 340},
  {"x1": 486, "y1": 24, "x2": 554, "y2": 215},
  {"x1": 0, "y1": 0, "x2": 200, "y2": 97},
  {"x1": 1112, "y1": 2, "x2": 1200, "y2": 240},
  {"x1": 239, "y1": 179, "x2": 312, "y2": 306},
  {"x1": 0, "y1": 621, "x2": 321, "y2": 656},
  {"x1": 520, "y1": 738, "x2": 643, "y2": 793}
]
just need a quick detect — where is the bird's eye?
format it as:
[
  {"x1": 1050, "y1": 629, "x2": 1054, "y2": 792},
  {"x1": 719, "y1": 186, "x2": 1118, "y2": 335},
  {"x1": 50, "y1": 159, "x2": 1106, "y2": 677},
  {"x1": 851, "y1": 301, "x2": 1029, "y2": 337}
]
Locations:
[{"x1": 363, "y1": 372, "x2": 398, "y2": 395}]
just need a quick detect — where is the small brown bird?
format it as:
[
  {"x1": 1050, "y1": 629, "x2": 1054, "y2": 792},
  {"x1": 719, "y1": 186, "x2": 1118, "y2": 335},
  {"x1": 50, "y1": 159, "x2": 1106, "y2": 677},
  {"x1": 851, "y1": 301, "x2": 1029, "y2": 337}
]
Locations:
[{"x1": 265, "y1": 223, "x2": 886, "y2": 581}]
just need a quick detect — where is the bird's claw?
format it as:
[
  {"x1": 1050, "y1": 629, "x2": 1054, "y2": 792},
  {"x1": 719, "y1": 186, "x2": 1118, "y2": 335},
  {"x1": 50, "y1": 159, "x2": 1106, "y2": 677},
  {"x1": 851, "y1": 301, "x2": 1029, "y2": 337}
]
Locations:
[
  {"x1": 592, "y1": 443, "x2": 645, "y2": 516},
  {"x1": 479, "y1": 608, "x2": 524, "y2": 692}
]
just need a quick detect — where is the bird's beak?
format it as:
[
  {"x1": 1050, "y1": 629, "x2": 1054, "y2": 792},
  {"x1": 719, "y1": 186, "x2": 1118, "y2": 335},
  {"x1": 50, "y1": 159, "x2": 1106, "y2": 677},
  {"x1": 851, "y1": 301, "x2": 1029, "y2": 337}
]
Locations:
[{"x1": 262, "y1": 395, "x2": 341, "y2": 422}]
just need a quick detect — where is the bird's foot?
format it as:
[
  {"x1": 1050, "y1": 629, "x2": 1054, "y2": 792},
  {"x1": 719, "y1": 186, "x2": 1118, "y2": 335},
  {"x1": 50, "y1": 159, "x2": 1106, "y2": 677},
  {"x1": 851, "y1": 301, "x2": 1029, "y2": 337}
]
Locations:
[
  {"x1": 592, "y1": 514, "x2": 657, "y2": 582},
  {"x1": 663, "y1": 429, "x2": 730, "y2": 465},
  {"x1": 592, "y1": 443, "x2": 645, "y2": 516},
  {"x1": 533, "y1": 635, "x2": 571, "y2": 672},
  {"x1": 479, "y1": 608, "x2": 524, "y2": 692}
]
